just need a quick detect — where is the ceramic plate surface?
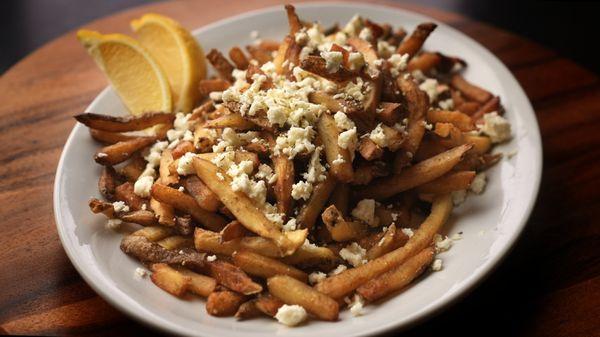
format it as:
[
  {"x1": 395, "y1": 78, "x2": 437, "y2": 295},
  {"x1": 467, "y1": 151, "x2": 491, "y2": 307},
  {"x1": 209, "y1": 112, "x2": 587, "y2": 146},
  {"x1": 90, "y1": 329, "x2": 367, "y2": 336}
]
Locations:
[{"x1": 54, "y1": 3, "x2": 542, "y2": 336}]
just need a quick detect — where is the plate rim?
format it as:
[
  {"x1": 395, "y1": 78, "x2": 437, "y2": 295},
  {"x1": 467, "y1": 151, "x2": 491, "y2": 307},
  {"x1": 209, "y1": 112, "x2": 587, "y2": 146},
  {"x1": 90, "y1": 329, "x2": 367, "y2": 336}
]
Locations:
[{"x1": 53, "y1": 2, "x2": 543, "y2": 336}]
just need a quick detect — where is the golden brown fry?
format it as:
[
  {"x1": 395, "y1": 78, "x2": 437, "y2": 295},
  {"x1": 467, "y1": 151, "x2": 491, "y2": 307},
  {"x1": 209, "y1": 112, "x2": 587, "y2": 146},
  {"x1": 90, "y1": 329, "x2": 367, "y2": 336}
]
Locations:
[
  {"x1": 89, "y1": 129, "x2": 136, "y2": 145},
  {"x1": 175, "y1": 215, "x2": 194, "y2": 236},
  {"x1": 220, "y1": 220, "x2": 249, "y2": 241},
  {"x1": 120, "y1": 210, "x2": 158, "y2": 226},
  {"x1": 417, "y1": 171, "x2": 476, "y2": 194},
  {"x1": 376, "y1": 102, "x2": 402, "y2": 126},
  {"x1": 206, "y1": 289, "x2": 246, "y2": 317},
  {"x1": 272, "y1": 154, "x2": 294, "y2": 215},
  {"x1": 245, "y1": 45, "x2": 273, "y2": 65},
  {"x1": 150, "y1": 183, "x2": 228, "y2": 231},
  {"x1": 156, "y1": 235, "x2": 193, "y2": 250},
  {"x1": 463, "y1": 134, "x2": 491, "y2": 155},
  {"x1": 132, "y1": 226, "x2": 172, "y2": 241},
  {"x1": 233, "y1": 250, "x2": 308, "y2": 282},
  {"x1": 94, "y1": 137, "x2": 156, "y2": 166},
  {"x1": 176, "y1": 267, "x2": 216, "y2": 297},
  {"x1": 285, "y1": 4, "x2": 302, "y2": 35},
  {"x1": 315, "y1": 194, "x2": 452, "y2": 299},
  {"x1": 120, "y1": 154, "x2": 146, "y2": 182},
  {"x1": 317, "y1": 113, "x2": 354, "y2": 182},
  {"x1": 198, "y1": 78, "x2": 231, "y2": 98},
  {"x1": 365, "y1": 224, "x2": 409, "y2": 260},
  {"x1": 427, "y1": 110, "x2": 474, "y2": 131},
  {"x1": 296, "y1": 173, "x2": 337, "y2": 230},
  {"x1": 268, "y1": 275, "x2": 339, "y2": 321},
  {"x1": 255, "y1": 294, "x2": 284, "y2": 317},
  {"x1": 358, "y1": 137, "x2": 383, "y2": 161},
  {"x1": 193, "y1": 158, "x2": 307, "y2": 256},
  {"x1": 98, "y1": 166, "x2": 119, "y2": 200},
  {"x1": 158, "y1": 149, "x2": 178, "y2": 186},
  {"x1": 471, "y1": 96, "x2": 501, "y2": 121},
  {"x1": 207, "y1": 49, "x2": 235, "y2": 82},
  {"x1": 450, "y1": 74, "x2": 492, "y2": 103},
  {"x1": 75, "y1": 112, "x2": 175, "y2": 132},
  {"x1": 183, "y1": 176, "x2": 222, "y2": 212},
  {"x1": 228, "y1": 46, "x2": 249, "y2": 70},
  {"x1": 150, "y1": 263, "x2": 191, "y2": 297},
  {"x1": 235, "y1": 300, "x2": 261, "y2": 320},
  {"x1": 115, "y1": 182, "x2": 146, "y2": 210},
  {"x1": 396, "y1": 22, "x2": 437, "y2": 58},
  {"x1": 381, "y1": 124, "x2": 405, "y2": 151},
  {"x1": 322, "y1": 205, "x2": 368, "y2": 242},
  {"x1": 203, "y1": 113, "x2": 256, "y2": 130},
  {"x1": 171, "y1": 141, "x2": 195, "y2": 160},
  {"x1": 207, "y1": 260, "x2": 263, "y2": 295},
  {"x1": 329, "y1": 183, "x2": 350, "y2": 216},
  {"x1": 407, "y1": 52, "x2": 441, "y2": 72},
  {"x1": 352, "y1": 161, "x2": 388, "y2": 185},
  {"x1": 455, "y1": 101, "x2": 480, "y2": 115},
  {"x1": 300, "y1": 56, "x2": 357, "y2": 82},
  {"x1": 346, "y1": 37, "x2": 378, "y2": 66},
  {"x1": 358, "y1": 144, "x2": 472, "y2": 200},
  {"x1": 357, "y1": 247, "x2": 435, "y2": 301}
]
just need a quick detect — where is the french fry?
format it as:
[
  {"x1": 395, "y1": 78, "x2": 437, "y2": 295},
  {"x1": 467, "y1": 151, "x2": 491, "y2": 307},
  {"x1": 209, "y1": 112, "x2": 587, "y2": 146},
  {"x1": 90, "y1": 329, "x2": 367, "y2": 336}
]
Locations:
[
  {"x1": 396, "y1": 22, "x2": 437, "y2": 58},
  {"x1": 322, "y1": 205, "x2": 368, "y2": 242},
  {"x1": 284, "y1": 4, "x2": 302, "y2": 35},
  {"x1": 98, "y1": 166, "x2": 119, "y2": 200},
  {"x1": 255, "y1": 294, "x2": 284, "y2": 317},
  {"x1": 416, "y1": 171, "x2": 476, "y2": 194},
  {"x1": 207, "y1": 49, "x2": 235, "y2": 82},
  {"x1": 359, "y1": 144, "x2": 472, "y2": 200},
  {"x1": 150, "y1": 263, "x2": 191, "y2": 297},
  {"x1": 150, "y1": 183, "x2": 228, "y2": 231},
  {"x1": 132, "y1": 226, "x2": 172, "y2": 241},
  {"x1": 407, "y1": 52, "x2": 441, "y2": 72},
  {"x1": 376, "y1": 102, "x2": 402, "y2": 126},
  {"x1": 352, "y1": 161, "x2": 388, "y2": 185},
  {"x1": 301, "y1": 56, "x2": 357, "y2": 82},
  {"x1": 176, "y1": 267, "x2": 216, "y2": 297},
  {"x1": 228, "y1": 46, "x2": 249, "y2": 70},
  {"x1": 358, "y1": 137, "x2": 383, "y2": 161},
  {"x1": 317, "y1": 113, "x2": 354, "y2": 182},
  {"x1": 245, "y1": 45, "x2": 273, "y2": 65},
  {"x1": 75, "y1": 112, "x2": 175, "y2": 132},
  {"x1": 89, "y1": 129, "x2": 136, "y2": 145},
  {"x1": 365, "y1": 224, "x2": 409, "y2": 260},
  {"x1": 427, "y1": 110, "x2": 474, "y2": 131},
  {"x1": 120, "y1": 154, "x2": 146, "y2": 182},
  {"x1": 315, "y1": 194, "x2": 452, "y2": 299},
  {"x1": 268, "y1": 275, "x2": 339, "y2": 321},
  {"x1": 455, "y1": 101, "x2": 480, "y2": 115},
  {"x1": 357, "y1": 247, "x2": 435, "y2": 301},
  {"x1": 269, "y1": 134, "x2": 295, "y2": 215},
  {"x1": 329, "y1": 183, "x2": 350, "y2": 216},
  {"x1": 207, "y1": 260, "x2": 263, "y2": 295},
  {"x1": 115, "y1": 182, "x2": 146, "y2": 210},
  {"x1": 346, "y1": 37, "x2": 378, "y2": 66},
  {"x1": 198, "y1": 78, "x2": 230, "y2": 97},
  {"x1": 183, "y1": 176, "x2": 222, "y2": 212},
  {"x1": 120, "y1": 210, "x2": 158, "y2": 226},
  {"x1": 220, "y1": 220, "x2": 249, "y2": 241},
  {"x1": 296, "y1": 174, "x2": 337, "y2": 230},
  {"x1": 171, "y1": 141, "x2": 195, "y2": 159},
  {"x1": 381, "y1": 123, "x2": 405, "y2": 151},
  {"x1": 175, "y1": 215, "x2": 194, "y2": 236},
  {"x1": 94, "y1": 137, "x2": 155, "y2": 165},
  {"x1": 450, "y1": 74, "x2": 492, "y2": 103},
  {"x1": 203, "y1": 113, "x2": 257, "y2": 130},
  {"x1": 193, "y1": 158, "x2": 307, "y2": 256},
  {"x1": 206, "y1": 290, "x2": 246, "y2": 317},
  {"x1": 463, "y1": 134, "x2": 491, "y2": 155},
  {"x1": 235, "y1": 300, "x2": 261, "y2": 320},
  {"x1": 156, "y1": 235, "x2": 193, "y2": 250},
  {"x1": 471, "y1": 96, "x2": 501, "y2": 121},
  {"x1": 233, "y1": 250, "x2": 308, "y2": 282}
]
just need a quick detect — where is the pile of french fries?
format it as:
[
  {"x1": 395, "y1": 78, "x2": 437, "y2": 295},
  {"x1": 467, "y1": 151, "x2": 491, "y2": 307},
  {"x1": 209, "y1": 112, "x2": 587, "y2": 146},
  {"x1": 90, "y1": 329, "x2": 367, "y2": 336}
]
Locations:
[{"x1": 77, "y1": 5, "x2": 510, "y2": 326}]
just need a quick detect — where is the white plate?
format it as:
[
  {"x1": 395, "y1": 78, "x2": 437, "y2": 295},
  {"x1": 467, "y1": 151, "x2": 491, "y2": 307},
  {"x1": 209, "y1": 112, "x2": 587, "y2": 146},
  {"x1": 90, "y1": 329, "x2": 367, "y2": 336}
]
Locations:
[{"x1": 54, "y1": 2, "x2": 542, "y2": 336}]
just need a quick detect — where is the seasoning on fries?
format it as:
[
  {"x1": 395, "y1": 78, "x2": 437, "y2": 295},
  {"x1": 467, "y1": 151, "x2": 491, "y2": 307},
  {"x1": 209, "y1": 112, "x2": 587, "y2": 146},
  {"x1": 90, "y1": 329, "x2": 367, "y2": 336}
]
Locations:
[{"x1": 77, "y1": 4, "x2": 512, "y2": 326}]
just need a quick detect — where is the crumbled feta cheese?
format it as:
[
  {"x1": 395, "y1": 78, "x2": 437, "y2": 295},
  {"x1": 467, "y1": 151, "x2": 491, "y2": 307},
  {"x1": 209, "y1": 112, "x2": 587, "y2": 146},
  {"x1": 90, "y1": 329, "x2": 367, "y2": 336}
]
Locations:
[
  {"x1": 377, "y1": 40, "x2": 396, "y2": 59},
  {"x1": 431, "y1": 258, "x2": 443, "y2": 271},
  {"x1": 106, "y1": 218, "x2": 122, "y2": 230},
  {"x1": 112, "y1": 201, "x2": 129, "y2": 213},
  {"x1": 134, "y1": 267, "x2": 148, "y2": 279},
  {"x1": 419, "y1": 78, "x2": 439, "y2": 103},
  {"x1": 209, "y1": 91, "x2": 223, "y2": 101},
  {"x1": 275, "y1": 305, "x2": 307, "y2": 326},
  {"x1": 368, "y1": 123, "x2": 388, "y2": 148},
  {"x1": 282, "y1": 218, "x2": 297, "y2": 232},
  {"x1": 291, "y1": 181, "x2": 313, "y2": 201},
  {"x1": 438, "y1": 98, "x2": 454, "y2": 110},
  {"x1": 177, "y1": 152, "x2": 197, "y2": 175},
  {"x1": 334, "y1": 111, "x2": 356, "y2": 131},
  {"x1": 351, "y1": 199, "x2": 379, "y2": 227},
  {"x1": 451, "y1": 232, "x2": 463, "y2": 241},
  {"x1": 274, "y1": 126, "x2": 316, "y2": 159},
  {"x1": 470, "y1": 172, "x2": 487, "y2": 194},
  {"x1": 358, "y1": 27, "x2": 373, "y2": 41},
  {"x1": 339, "y1": 242, "x2": 367, "y2": 267},
  {"x1": 479, "y1": 112, "x2": 511, "y2": 143},
  {"x1": 332, "y1": 154, "x2": 345, "y2": 165},
  {"x1": 345, "y1": 294, "x2": 365, "y2": 316},
  {"x1": 133, "y1": 176, "x2": 154, "y2": 197},
  {"x1": 206, "y1": 255, "x2": 217, "y2": 262},
  {"x1": 216, "y1": 172, "x2": 225, "y2": 181},
  {"x1": 321, "y1": 50, "x2": 343, "y2": 73},
  {"x1": 97, "y1": 152, "x2": 107, "y2": 158},
  {"x1": 249, "y1": 30, "x2": 259, "y2": 39},
  {"x1": 343, "y1": 14, "x2": 363, "y2": 36},
  {"x1": 451, "y1": 190, "x2": 467, "y2": 206},
  {"x1": 308, "y1": 271, "x2": 327, "y2": 284},
  {"x1": 141, "y1": 203, "x2": 147, "y2": 210},
  {"x1": 295, "y1": 30, "x2": 309, "y2": 44},
  {"x1": 401, "y1": 228, "x2": 414, "y2": 238},
  {"x1": 303, "y1": 146, "x2": 326, "y2": 184},
  {"x1": 388, "y1": 53, "x2": 409, "y2": 77},
  {"x1": 255, "y1": 164, "x2": 276, "y2": 184},
  {"x1": 329, "y1": 264, "x2": 348, "y2": 275},
  {"x1": 267, "y1": 106, "x2": 287, "y2": 126},
  {"x1": 434, "y1": 234, "x2": 453, "y2": 252},
  {"x1": 178, "y1": 186, "x2": 184, "y2": 192},
  {"x1": 348, "y1": 52, "x2": 365, "y2": 70},
  {"x1": 338, "y1": 127, "x2": 358, "y2": 150}
]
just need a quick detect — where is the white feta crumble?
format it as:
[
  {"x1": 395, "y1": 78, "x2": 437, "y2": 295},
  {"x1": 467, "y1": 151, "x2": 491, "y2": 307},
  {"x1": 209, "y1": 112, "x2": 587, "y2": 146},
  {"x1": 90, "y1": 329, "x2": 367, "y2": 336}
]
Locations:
[
  {"x1": 274, "y1": 126, "x2": 316, "y2": 159},
  {"x1": 97, "y1": 152, "x2": 108, "y2": 158},
  {"x1": 339, "y1": 242, "x2": 367, "y2": 267},
  {"x1": 332, "y1": 154, "x2": 345, "y2": 165},
  {"x1": 434, "y1": 234, "x2": 453, "y2": 252},
  {"x1": 112, "y1": 201, "x2": 129, "y2": 213},
  {"x1": 334, "y1": 111, "x2": 356, "y2": 131},
  {"x1": 377, "y1": 40, "x2": 396, "y2": 59},
  {"x1": 209, "y1": 91, "x2": 223, "y2": 102},
  {"x1": 216, "y1": 172, "x2": 225, "y2": 181},
  {"x1": 178, "y1": 186, "x2": 185, "y2": 192},
  {"x1": 338, "y1": 127, "x2": 358, "y2": 150},
  {"x1": 368, "y1": 123, "x2": 388, "y2": 148},
  {"x1": 133, "y1": 175, "x2": 154, "y2": 197},
  {"x1": 431, "y1": 258, "x2": 443, "y2": 271},
  {"x1": 470, "y1": 172, "x2": 487, "y2": 194},
  {"x1": 308, "y1": 271, "x2": 327, "y2": 285},
  {"x1": 401, "y1": 228, "x2": 414, "y2": 238},
  {"x1": 479, "y1": 112, "x2": 511, "y2": 143},
  {"x1": 282, "y1": 218, "x2": 297, "y2": 232},
  {"x1": 343, "y1": 14, "x2": 363, "y2": 36},
  {"x1": 134, "y1": 267, "x2": 149, "y2": 279},
  {"x1": 345, "y1": 294, "x2": 365, "y2": 316},
  {"x1": 329, "y1": 264, "x2": 348, "y2": 276},
  {"x1": 419, "y1": 78, "x2": 439, "y2": 103},
  {"x1": 351, "y1": 199, "x2": 379, "y2": 227},
  {"x1": 451, "y1": 232, "x2": 463, "y2": 241},
  {"x1": 275, "y1": 305, "x2": 307, "y2": 326},
  {"x1": 348, "y1": 52, "x2": 365, "y2": 70},
  {"x1": 206, "y1": 255, "x2": 217, "y2": 262},
  {"x1": 249, "y1": 30, "x2": 259, "y2": 39},
  {"x1": 358, "y1": 27, "x2": 373, "y2": 41},
  {"x1": 320, "y1": 50, "x2": 343, "y2": 73},
  {"x1": 106, "y1": 218, "x2": 122, "y2": 230},
  {"x1": 388, "y1": 53, "x2": 409, "y2": 77},
  {"x1": 177, "y1": 152, "x2": 197, "y2": 175},
  {"x1": 451, "y1": 190, "x2": 467, "y2": 206},
  {"x1": 438, "y1": 98, "x2": 454, "y2": 110},
  {"x1": 141, "y1": 203, "x2": 147, "y2": 210},
  {"x1": 291, "y1": 181, "x2": 313, "y2": 201}
]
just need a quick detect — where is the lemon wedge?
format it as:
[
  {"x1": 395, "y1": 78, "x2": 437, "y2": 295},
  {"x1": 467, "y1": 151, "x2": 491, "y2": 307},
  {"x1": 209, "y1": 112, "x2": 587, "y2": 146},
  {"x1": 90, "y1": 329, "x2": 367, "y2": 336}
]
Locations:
[
  {"x1": 77, "y1": 30, "x2": 173, "y2": 116},
  {"x1": 131, "y1": 13, "x2": 206, "y2": 113}
]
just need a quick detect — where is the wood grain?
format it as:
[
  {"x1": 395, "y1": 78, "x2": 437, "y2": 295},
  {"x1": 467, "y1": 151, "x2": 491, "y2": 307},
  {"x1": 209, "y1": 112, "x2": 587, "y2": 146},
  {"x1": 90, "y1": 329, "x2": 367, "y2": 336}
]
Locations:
[{"x1": 0, "y1": 0, "x2": 598, "y2": 336}]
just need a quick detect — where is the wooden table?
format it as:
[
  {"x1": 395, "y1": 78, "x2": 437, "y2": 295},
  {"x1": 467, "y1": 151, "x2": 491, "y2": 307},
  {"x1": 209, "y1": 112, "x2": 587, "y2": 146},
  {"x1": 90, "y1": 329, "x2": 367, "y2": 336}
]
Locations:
[{"x1": 0, "y1": 0, "x2": 598, "y2": 336}]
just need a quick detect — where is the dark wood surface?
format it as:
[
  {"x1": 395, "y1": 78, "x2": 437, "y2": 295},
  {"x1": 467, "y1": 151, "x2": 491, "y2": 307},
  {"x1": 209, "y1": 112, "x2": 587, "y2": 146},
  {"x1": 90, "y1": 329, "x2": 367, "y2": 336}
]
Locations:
[{"x1": 0, "y1": 0, "x2": 598, "y2": 336}]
